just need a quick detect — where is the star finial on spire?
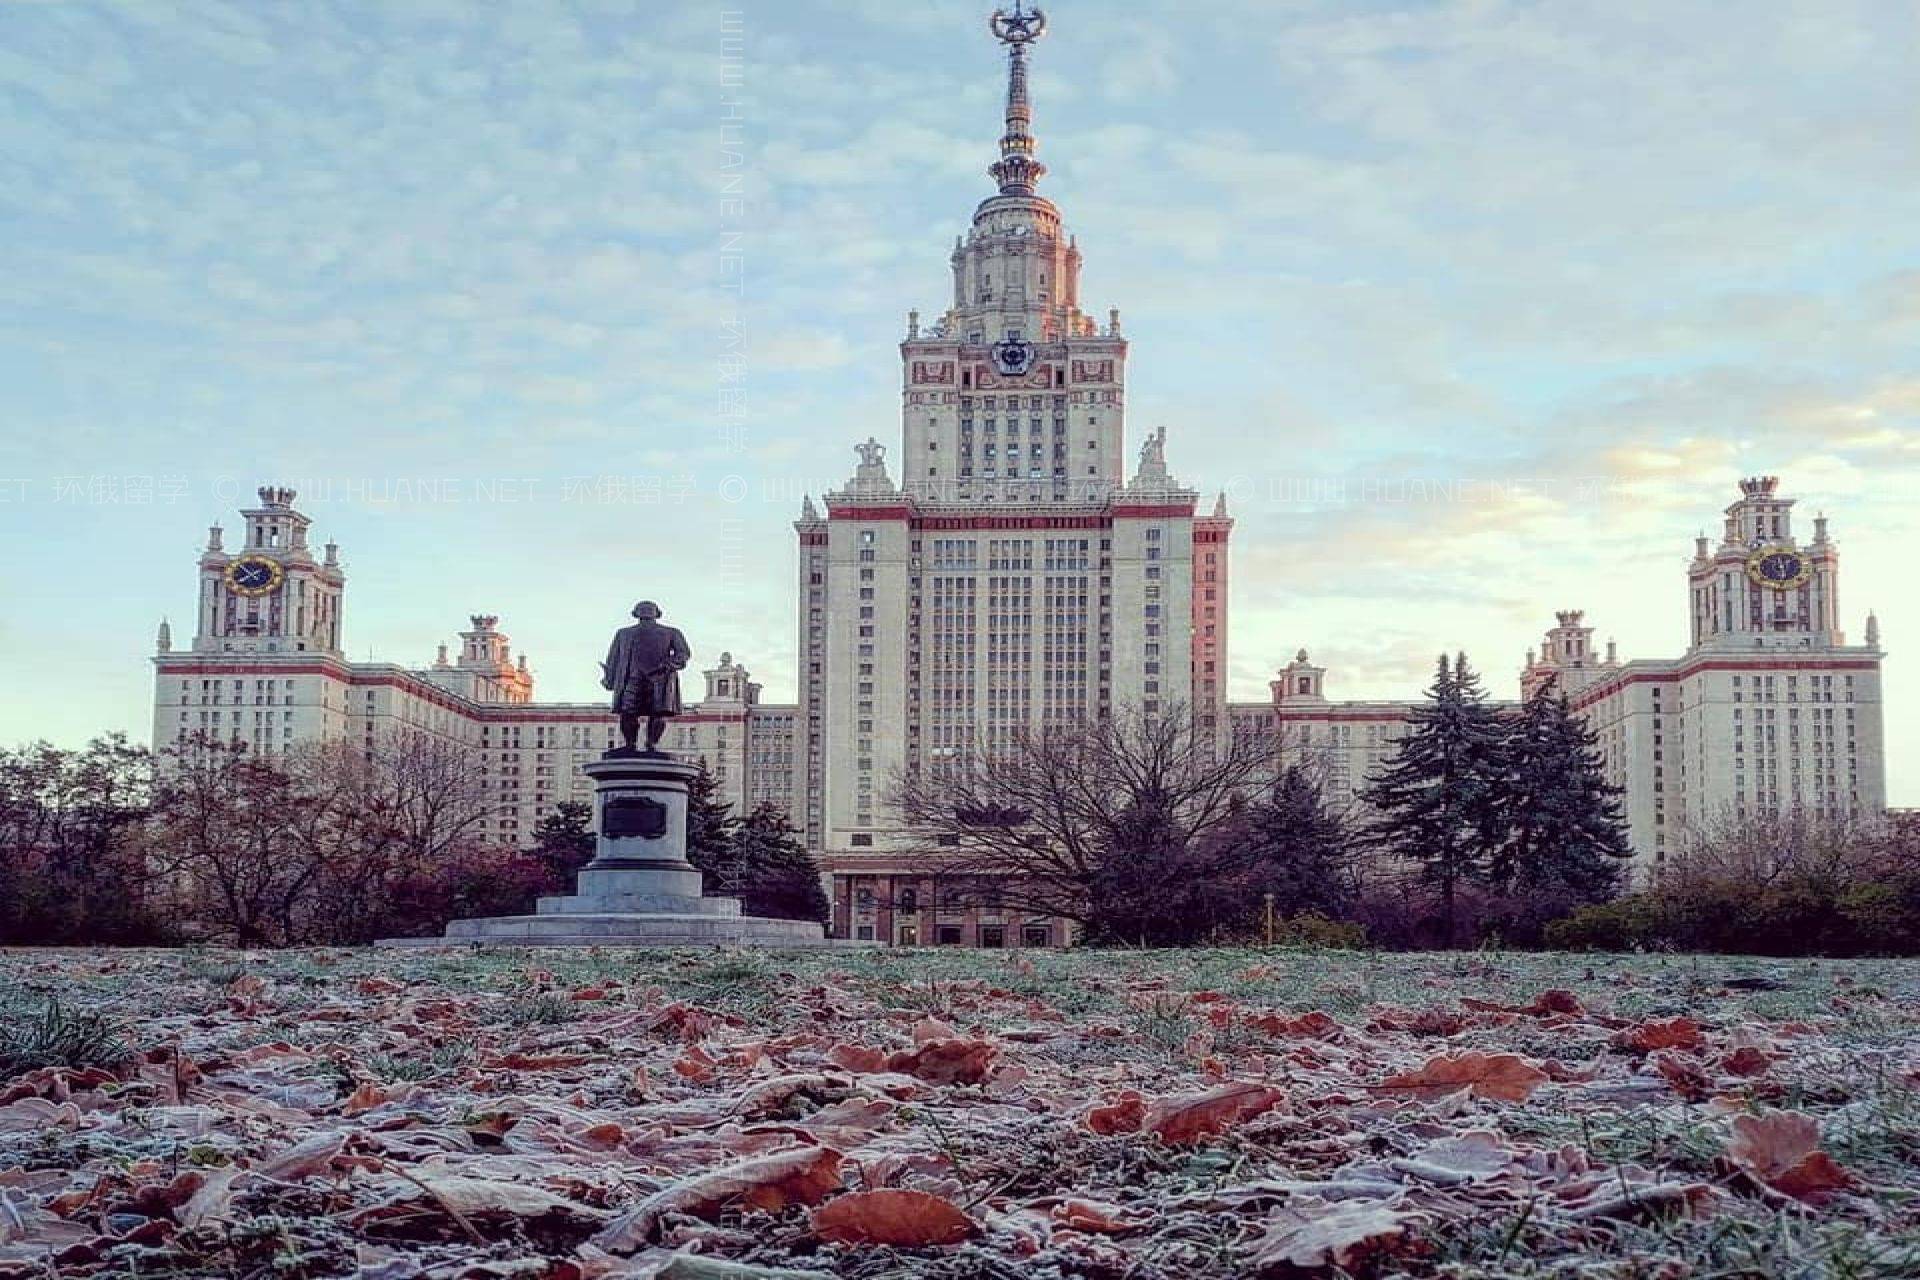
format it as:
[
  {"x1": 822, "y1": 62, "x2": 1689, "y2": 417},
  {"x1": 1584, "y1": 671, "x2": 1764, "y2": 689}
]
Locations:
[{"x1": 987, "y1": 5, "x2": 1049, "y2": 196}]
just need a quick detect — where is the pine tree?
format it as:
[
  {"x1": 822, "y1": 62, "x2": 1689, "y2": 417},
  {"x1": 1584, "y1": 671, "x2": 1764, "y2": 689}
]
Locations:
[
  {"x1": 1493, "y1": 681, "x2": 1632, "y2": 901},
  {"x1": 683, "y1": 762, "x2": 741, "y2": 892},
  {"x1": 729, "y1": 804, "x2": 831, "y2": 922},
  {"x1": 529, "y1": 800, "x2": 594, "y2": 888},
  {"x1": 1361, "y1": 653, "x2": 1507, "y2": 946},
  {"x1": 1240, "y1": 765, "x2": 1359, "y2": 919}
]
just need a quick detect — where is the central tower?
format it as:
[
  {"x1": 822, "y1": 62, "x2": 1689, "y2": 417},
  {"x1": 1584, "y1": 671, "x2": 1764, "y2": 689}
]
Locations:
[
  {"x1": 898, "y1": 4, "x2": 1126, "y2": 505},
  {"x1": 796, "y1": 8, "x2": 1230, "y2": 926}
]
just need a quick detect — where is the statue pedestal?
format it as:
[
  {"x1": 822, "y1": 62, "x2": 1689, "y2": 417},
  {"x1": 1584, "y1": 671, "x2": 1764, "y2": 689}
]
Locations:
[{"x1": 380, "y1": 752, "x2": 841, "y2": 949}]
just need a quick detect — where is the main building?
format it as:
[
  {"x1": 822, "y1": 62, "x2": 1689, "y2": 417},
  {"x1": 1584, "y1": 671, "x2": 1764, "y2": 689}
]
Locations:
[{"x1": 151, "y1": 11, "x2": 1888, "y2": 942}]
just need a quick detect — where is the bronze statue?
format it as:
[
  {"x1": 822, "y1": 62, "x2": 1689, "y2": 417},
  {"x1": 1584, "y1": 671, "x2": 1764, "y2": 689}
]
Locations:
[{"x1": 601, "y1": 601, "x2": 690, "y2": 755}]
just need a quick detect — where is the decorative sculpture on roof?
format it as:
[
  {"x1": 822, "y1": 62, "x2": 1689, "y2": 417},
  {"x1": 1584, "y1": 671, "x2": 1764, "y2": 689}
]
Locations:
[
  {"x1": 1139, "y1": 425, "x2": 1166, "y2": 471},
  {"x1": 989, "y1": 3, "x2": 1046, "y2": 45}
]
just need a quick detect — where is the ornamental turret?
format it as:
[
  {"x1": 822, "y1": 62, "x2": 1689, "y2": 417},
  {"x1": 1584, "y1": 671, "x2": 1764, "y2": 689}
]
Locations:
[
  {"x1": 192, "y1": 485, "x2": 344, "y2": 656},
  {"x1": 1688, "y1": 476, "x2": 1842, "y2": 651}
]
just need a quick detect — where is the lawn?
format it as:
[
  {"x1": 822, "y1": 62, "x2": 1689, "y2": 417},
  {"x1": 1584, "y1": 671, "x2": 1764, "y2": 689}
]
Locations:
[{"x1": 1, "y1": 945, "x2": 1916, "y2": 1278}]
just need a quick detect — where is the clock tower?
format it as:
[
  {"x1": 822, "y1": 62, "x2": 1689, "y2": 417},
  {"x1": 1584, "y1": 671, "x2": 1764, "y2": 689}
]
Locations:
[
  {"x1": 193, "y1": 486, "x2": 344, "y2": 656},
  {"x1": 1687, "y1": 475, "x2": 1843, "y2": 652},
  {"x1": 897, "y1": 3, "x2": 1127, "y2": 506}
]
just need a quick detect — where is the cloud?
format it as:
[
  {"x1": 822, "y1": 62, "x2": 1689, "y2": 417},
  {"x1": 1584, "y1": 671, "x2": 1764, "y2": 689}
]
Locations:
[{"x1": 1, "y1": 0, "x2": 1916, "y2": 803}]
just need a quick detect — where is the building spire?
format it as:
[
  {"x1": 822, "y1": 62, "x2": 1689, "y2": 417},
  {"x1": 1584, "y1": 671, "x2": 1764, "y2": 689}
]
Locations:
[{"x1": 987, "y1": 5, "x2": 1048, "y2": 196}]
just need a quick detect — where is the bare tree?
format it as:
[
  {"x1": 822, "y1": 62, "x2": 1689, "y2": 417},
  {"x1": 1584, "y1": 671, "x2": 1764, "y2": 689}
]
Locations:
[
  {"x1": 149, "y1": 735, "x2": 318, "y2": 945},
  {"x1": 1668, "y1": 805, "x2": 1897, "y2": 891},
  {"x1": 151, "y1": 728, "x2": 500, "y2": 945},
  {"x1": 293, "y1": 729, "x2": 498, "y2": 943},
  {"x1": 887, "y1": 702, "x2": 1273, "y2": 932}
]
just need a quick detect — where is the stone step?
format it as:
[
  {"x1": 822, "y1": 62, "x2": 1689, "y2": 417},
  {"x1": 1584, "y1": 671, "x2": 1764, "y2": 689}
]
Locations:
[
  {"x1": 574, "y1": 866, "x2": 705, "y2": 899},
  {"x1": 377, "y1": 934, "x2": 869, "y2": 950},
  {"x1": 535, "y1": 893, "x2": 741, "y2": 917},
  {"x1": 441, "y1": 912, "x2": 826, "y2": 943}
]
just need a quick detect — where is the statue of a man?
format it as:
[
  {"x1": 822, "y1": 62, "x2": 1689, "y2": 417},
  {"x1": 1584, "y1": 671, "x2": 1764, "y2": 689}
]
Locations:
[{"x1": 601, "y1": 601, "x2": 690, "y2": 755}]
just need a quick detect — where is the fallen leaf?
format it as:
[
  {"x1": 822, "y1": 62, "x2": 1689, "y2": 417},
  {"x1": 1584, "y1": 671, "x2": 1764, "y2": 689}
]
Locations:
[
  {"x1": 360, "y1": 1174, "x2": 608, "y2": 1224},
  {"x1": 1378, "y1": 1052, "x2": 1547, "y2": 1104},
  {"x1": 1720, "y1": 1046, "x2": 1773, "y2": 1077},
  {"x1": 1048, "y1": 1198, "x2": 1143, "y2": 1235},
  {"x1": 1247, "y1": 1200, "x2": 1423, "y2": 1275},
  {"x1": 652, "y1": 1255, "x2": 837, "y2": 1279},
  {"x1": 1144, "y1": 1082, "x2": 1287, "y2": 1146},
  {"x1": 1727, "y1": 1111, "x2": 1857, "y2": 1201},
  {"x1": 594, "y1": 1147, "x2": 845, "y2": 1252},
  {"x1": 254, "y1": 1131, "x2": 346, "y2": 1181},
  {"x1": 484, "y1": 1052, "x2": 596, "y2": 1071},
  {"x1": 809, "y1": 1188, "x2": 973, "y2": 1246},
  {"x1": 1615, "y1": 1018, "x2": 1704, "y2": 1054},
  {"x1": 826, "y1": 1043, "x2": 889, "y2": 1073},
  {"x1": 1653, "y1": 1052, "x2": 1716, "y2": 1102},
  {"x1": 885, "y1": 1038, "x2": 998, "y2": 1085},
  {"x1": 1084, "y1": 1089, "x2": 1146, "y2": 1135}
]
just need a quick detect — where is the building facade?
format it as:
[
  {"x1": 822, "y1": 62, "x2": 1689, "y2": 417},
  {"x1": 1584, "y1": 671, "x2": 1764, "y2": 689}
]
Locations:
[
  {"x1": 153, "y1": 488, "x2": 799, "y2": 848},
  {"x1": 150, "y1": 15, "x2": 1892, "y2": 935},
  {"x1": 798, "y1": 10, "x2": 1226, "y2": 943},
  {"x1": 1248, "y1": 476, "x2": 1887, "y2": 880}
]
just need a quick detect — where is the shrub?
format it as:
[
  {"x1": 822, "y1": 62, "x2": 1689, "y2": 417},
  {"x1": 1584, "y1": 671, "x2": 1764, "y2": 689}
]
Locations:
[
  {"x1": 1271, "y1": 913, "x2": 1368, "y2": 949},
  {"x1": 1543, "y1": 895, "x2": 1669, "y2": 952}
]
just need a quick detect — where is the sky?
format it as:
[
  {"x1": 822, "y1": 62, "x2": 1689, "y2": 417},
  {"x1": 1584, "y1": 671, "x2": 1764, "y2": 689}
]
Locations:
[{"x1": 1, "y1": 0, "x2": 1916, "y2": 802}]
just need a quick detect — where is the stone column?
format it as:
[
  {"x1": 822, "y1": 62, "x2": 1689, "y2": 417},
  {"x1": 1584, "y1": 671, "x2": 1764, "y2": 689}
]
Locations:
[
  {"x1": 583, "y1": 755, "x2": 701, "y2": 870},
  {"x1": 560, "y1": 755, "x2": 710, "y2": 910}
]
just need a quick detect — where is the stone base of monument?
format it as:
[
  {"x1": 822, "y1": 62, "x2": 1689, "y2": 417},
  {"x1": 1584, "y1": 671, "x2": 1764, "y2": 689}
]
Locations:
[{"x1": 380, "y1": 754, "x2": 848, "y2": 949}]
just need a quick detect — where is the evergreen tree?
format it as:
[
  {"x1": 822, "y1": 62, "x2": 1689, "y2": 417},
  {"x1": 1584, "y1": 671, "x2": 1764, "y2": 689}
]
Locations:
[
  {"x1": 1360, "y1": 653, "x2": 1507, "y2": 946},
  {"x1": 1238, "y1": 765, "x2": 1359, "y2": 919},
  {"x1": 684, "y1": 761, "x2": 741, "y2": 891},
  {"x1": 730, "y1": 804, "x2": 831, "y2": 922},
  {"x1": 529, "y1": 800, "x2": 594, "y2": 888},
  {"x1": 1493, "y1": 681, "x2": 1632, "y2": 900}
]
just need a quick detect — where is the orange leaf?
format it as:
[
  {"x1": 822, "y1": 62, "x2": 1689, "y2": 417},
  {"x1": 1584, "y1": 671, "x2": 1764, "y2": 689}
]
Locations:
[
  {"x1": 1615, "y1": 1017, "x2": 1704, "y2": 1053},
  {"x1": 593, "y1": 1146, "x2": 845, "y2": 1252},
  {"x1": 810, "y1": 1188, "x2": 974, "y2": 1246},
  {"x1": 885, "y1": 1038, "x2": 998, "y2": 1085},
  {"x1": 485, "y1": 1053, "x2": 595, "y2": 1070},
  {"x1": 1727, "y1": 1111, "x2": 1857, "y2": 1201},
  {"x1": 827, "y1": 1042, "x2": 890, "y2": 1073},
  {"x1": 1529, "y1": 988, "x2": 1584, "y2": 1017},
  {"x1": 1378, "y1": 1052, "x2": 1547, "y2": 1104},
  {"x1": 672, "y1": 1043, "x2": 718, "y2": 1083},
  {"x1": 1084, "y1": 1089, "x2": 1146, "y2": 1135},
  {"x1": 1049, "y1": 1198, "x2": 1142, "y2": 1235},
  {"x1": 1720, "y1": 1046, "x2": 1773, "y2": 1077},
  {"x1": 1144, "y1": 1081, "x2": 1287, "y2": 1146},
  {"x1": 1653, "y1": 1051, "x2": 1715, "y2": 1102},
  {"x1": 1245, "y1": 1010, "x2": 1341, "y2": 1039}
]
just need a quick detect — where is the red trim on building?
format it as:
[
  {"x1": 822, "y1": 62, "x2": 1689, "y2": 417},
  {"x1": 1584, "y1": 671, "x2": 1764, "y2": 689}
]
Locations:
[
  {"x1": 1111, "y1": 503, "x2": 1198, "y2": 518},
  {"x1": 827, "y1": 504, "x2": 913, "y2": 521},
  {"x1": 1568, "y1": 656, "x2": 1880, "y2": 712},
  {"x1": 912, "y1": 513, "x2": 1112, "y2": 531},
  {"x1": 1276, "y1": 708, "x2": 1414, "y2": 723}
]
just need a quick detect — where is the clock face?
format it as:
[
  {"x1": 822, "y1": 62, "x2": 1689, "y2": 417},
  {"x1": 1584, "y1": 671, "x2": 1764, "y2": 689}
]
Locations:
[
  {"x1": 224, "y1": 554, "x2": 284, "y2": 597},
  {"x1": 991, "y1": 338, "x2": 1035, "y2": 376},
  {"x1": 1745, "y1": 545, "x2": 1810, "y2": 590}
]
